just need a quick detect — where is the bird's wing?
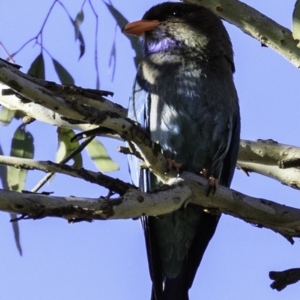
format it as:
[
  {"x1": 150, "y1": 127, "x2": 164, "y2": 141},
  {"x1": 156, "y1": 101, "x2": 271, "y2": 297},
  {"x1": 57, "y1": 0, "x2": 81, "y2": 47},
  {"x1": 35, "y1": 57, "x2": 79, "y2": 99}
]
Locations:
[
  {"x1": 219, "y1": 107, "x2": 241, "y2": 187},
  {"x1": 185, "y1": 106, "x2": 240, "y2": 291},
  {"x1": 127, "y1": 73, "x2": 148, "y2": 187},
  {"x1": 127, "y1": 73, "x2": 163, "y2": 299}
]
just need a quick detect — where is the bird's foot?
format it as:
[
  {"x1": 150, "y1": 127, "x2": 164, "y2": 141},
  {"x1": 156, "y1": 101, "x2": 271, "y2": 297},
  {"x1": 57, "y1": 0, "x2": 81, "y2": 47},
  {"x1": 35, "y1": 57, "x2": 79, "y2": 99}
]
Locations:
[
  {"x1": 207, "y1": 176, "x2": 218, "y2": 196},
  {"x1": 197, "y1": 169, "x2": 218, "y2": 196},
  {"x1": 198, "y1": 168, "x2": 207, "y2": 178},
  {"x1": 166, "y1": 158, "x2": 182, "y2": 174},
  {"x1": 203, "y1": 207, "x2": 221, "y2": 215}
]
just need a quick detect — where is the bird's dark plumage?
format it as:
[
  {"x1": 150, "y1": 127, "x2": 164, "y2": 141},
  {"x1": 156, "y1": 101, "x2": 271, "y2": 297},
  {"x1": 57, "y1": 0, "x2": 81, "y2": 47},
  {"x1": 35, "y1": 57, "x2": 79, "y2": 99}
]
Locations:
[{"x1": 124, "y1": 2, "x2": 240, "y2": 300}]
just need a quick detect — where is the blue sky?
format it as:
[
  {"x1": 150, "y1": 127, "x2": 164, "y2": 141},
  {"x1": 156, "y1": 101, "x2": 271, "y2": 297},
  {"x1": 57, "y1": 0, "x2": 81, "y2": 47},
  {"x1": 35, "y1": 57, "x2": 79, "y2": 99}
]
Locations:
[{"x1": 0, "y1": 0, "x2": 300, "y2": 299}]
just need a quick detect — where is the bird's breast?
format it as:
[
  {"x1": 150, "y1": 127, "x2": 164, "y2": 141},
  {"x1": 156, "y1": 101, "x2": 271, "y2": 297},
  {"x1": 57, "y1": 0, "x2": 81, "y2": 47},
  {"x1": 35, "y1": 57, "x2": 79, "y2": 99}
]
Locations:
[{"x1": 140, "y1": 56, "x2": 237, "y2": 171}]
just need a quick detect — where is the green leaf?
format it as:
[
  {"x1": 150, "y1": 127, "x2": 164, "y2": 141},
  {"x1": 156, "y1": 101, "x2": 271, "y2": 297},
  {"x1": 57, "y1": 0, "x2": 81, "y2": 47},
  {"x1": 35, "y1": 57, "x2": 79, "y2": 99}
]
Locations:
[
  {"x1": 52, "y1": 58, "x2": 74, "y2": 85},
  {"x1": 69, "y1": 13, "x2": 85, "y2": 59},
  {"x1": 75, "y1": 9, "x2": 84, "y2": 28},
  {"x1": 103, "y1": 1, "x2": 142, "y2": 68},
  {"x1": 27, "y1": 52, "x2": 45, "y2": 79},
  {"x1": 0, "y1": 144, "x2": 8, "y2": 189},
  {"x1": 10, "y1": 213, "x2": 22, "y2": 256},
  {"x1": 0, "y1": 142, "x2": 22, "y2": 255},
  {"x1": 56, "y1": 127, "x2": 82, "y2": 168},
  {"x1": 109, "y1": 25, "x2": 117, "y2": 81},
  {"x1": 0, "y1": 107, "x2": 15, "y2": 126},
  {"x1": 8, "y1": 125, "x2": 34, "y2": 191},
  {"x1": 104, "y1": 1, "x2": 128, "y2": 28},
  {"x1": 77, "y1": 31, "x2": 85, "y2": 59},
  {"x1": 86, "y1": 138, "x2": 119, "y2": 172},
  {"x1": 293, "y1": 0, "x2": 300, "y2": 43}
]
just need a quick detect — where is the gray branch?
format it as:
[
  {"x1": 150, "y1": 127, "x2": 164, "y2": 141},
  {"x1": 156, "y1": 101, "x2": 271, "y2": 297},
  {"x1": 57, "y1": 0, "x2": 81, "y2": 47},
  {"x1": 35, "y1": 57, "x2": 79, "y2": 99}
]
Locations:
[
  {"x1": 1, "y1": 56, "x2": 300, "y2": 238},
  {"x1": 186, "y1": 0, "x2": 300, "y2": 68},
  {"x1": 1, "y1": 59, "x2": 300, "y2": 187},
  {"x1": 0, "y1": 172, "x2": 300, "y2": 242},
  {"x1": 238, "y1": 139, "x2": 300, "y2": 189},
  {"x1": 0, "y1": 59, "x2": 172, "y2": 183}
]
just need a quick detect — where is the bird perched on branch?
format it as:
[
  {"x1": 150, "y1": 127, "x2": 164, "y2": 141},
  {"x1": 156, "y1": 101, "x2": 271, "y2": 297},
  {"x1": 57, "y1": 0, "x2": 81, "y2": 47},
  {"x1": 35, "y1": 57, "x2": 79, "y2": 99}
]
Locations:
[{"x1": 123, "y1": 2, "x2": 240, "y2": 300}]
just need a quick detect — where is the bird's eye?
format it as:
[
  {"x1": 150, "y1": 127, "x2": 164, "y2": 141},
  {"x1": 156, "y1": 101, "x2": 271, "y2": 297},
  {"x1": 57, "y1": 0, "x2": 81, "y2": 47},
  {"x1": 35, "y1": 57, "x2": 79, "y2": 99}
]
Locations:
[{"x1": 172, "y1": 9, "x2": 182, "y2": 17}]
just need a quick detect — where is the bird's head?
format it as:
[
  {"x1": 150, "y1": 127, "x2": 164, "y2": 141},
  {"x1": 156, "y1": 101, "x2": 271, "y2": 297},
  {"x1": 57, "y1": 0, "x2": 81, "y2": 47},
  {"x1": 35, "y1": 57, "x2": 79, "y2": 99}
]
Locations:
[{"x1": 123, "y1": 2, "x2": 233, "y2": 66}]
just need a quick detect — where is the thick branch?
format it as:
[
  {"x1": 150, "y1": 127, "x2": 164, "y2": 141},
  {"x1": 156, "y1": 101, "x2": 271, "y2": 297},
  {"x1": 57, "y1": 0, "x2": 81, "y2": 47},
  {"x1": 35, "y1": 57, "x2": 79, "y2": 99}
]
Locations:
[
  {"x1": 1, "y1": 59, "x2": 300, "y2": 188},
  {"x1": 186, "y1": 0, "x2": 300, "y2": 68},
  {"x1": 0, "y1": 172, "x2": 300, "y2": 241},
  {"x1": 238, "y1": 139, "x2": 300, "y2": 189},
  {"x1": 0, "y1": 183, "x2": 190, "y2": 220},
  {"x1": 2, "y1": 59, "x2": 300, "y2": 188},
  {"x1": 269, "y1": 268, "x2": 300, "y2": 291},
  {"x1": 0, "y1": 59, "x2": 173, "y2": 183},
  {"x1": 0, "y1": 82, "x2": 93, "y2": 131},
  {"x1": 1, "y1": 59, "x2": 300, "y2": 239}
]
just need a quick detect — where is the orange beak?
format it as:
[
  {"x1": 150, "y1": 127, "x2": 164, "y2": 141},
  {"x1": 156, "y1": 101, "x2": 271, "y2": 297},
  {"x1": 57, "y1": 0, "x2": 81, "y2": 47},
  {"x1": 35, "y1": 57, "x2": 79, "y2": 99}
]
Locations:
[{"x1": 122, "y1": 20, "x2": 161, "y2": 36}]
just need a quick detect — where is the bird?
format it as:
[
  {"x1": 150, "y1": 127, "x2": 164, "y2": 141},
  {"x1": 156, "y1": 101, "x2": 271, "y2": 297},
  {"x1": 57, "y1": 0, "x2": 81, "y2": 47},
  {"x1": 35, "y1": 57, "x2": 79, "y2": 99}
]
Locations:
[{"x1": 123, "y1": 2, "x2": 240, "y2": 300}]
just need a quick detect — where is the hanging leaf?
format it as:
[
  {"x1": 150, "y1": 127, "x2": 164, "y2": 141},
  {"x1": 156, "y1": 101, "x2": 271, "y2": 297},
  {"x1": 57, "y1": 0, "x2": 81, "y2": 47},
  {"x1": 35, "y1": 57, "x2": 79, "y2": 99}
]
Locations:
[
  {"x1": 103, "y1": 1, "x2": 142, "y2": 68},
  {"x1": 27, "y1": 52, "x2": 45, "y2": 79},
  {"x1": 56, "y1": 127, "x2": 82, "y2": 168},
  {"x1": 0, "y1": 145, "x2": 22, "y2": 256},
  {"x1": 0, "y1": 145, "x2": 8, "y2": 188},
  {"x1": 68, "y1": 11, "x2": 85, "y2": 59},
  {"x1": 103, "y1": 1, "x2": 128, "y2": 29},
  {"x1": 10, "y1": 215, "x2": 22, "y2": 256},
  {"x1": 52, "y1": 58, "x2": 74, "y2": 85},
  {"x1": 109, "y1": 25, "x2": 117, "y2": 81},
  {"x1": 77, "y1": 32, "x2": 86, "y2": 59},
  {"x1": 75, "y1": 9, "x2": 84, "y2": 29},
  {"x1": 293, "y1": 0, "x2": 300, "y2": 45},
  {"x1": 86, "y1": 138, "x2": 119, "y2": 172},
  {"x1": 0, "y1": 107, "x2": 15, "y2": 126},
  {"x1": 7, "y1": 125, "x2": 34, "y2": 191}
]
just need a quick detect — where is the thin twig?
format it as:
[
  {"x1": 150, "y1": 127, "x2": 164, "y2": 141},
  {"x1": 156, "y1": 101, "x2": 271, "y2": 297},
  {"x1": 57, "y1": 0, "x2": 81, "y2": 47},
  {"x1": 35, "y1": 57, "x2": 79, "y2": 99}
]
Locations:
[
  {"x1": 31, "y1": 136, "x2": 95, "y2": 192},
  {"x1": 88, "y1": 0, "x2": 100, "y2": 88}
]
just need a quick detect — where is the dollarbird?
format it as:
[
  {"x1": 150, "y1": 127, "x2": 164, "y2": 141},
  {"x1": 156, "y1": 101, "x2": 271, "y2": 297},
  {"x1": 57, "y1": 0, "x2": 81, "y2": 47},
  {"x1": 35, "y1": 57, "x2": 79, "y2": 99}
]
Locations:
[{"x1": 123, "y1": 2, "x2": 240, "y2": 300}]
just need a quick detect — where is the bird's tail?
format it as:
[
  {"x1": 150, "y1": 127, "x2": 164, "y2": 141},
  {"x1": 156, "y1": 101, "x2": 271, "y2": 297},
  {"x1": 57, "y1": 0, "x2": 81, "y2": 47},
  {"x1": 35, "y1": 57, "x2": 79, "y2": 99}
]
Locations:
[{"x1": 148, "y1": 207, "x2": 219, "y2": 300}]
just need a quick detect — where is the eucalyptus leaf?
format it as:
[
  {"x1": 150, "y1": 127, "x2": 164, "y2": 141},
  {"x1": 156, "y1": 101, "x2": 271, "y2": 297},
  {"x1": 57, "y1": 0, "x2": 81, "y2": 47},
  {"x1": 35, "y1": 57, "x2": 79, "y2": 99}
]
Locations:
[
  {"x1": 27, "y1": 52, "x2": 45, "y2": 79},
  {"x1": 86, "y1": 138, "x2": 119, "y2": 172},
  {"x1": 7, "y1": 125, "x2": 34, "y2": 191},
  {"x1": 68, "y1": 13, "x2": 85, "y2": 59},
  {"x1": 0, "y1": 145, "x2": 22, "y2": 255},
  {"x1": 293, "y1": 0, "x2": 300, "y2": 44},
  {"x1": 103, "y1": 1, "x2": 142, "y2": 68},
  {"x1": 0, "y1": 107, "x2": 15, "y2": 126},
  {"x1": 75, "y1": 9, "x2": 84, "y2": 28},
  {"x1": 56, "y1": 127, "x2": 82, "y2": 168},
  {"x1": 52, "y1": 58, "x2": 74, "y2": 85}
]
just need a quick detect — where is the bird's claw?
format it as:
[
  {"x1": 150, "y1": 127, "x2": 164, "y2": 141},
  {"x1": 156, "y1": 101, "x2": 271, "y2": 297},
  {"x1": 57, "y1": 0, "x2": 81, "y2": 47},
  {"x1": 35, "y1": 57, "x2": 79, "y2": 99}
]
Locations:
[
  {"x1": 165, "y1": 158, "x2": 182, "y2": 174},
  {"x1": 198, "y1": 168, "x2": 207, "y2": 178},
  {"x1": 198, "y1": 169, "x2": 218, "y2": 196},
  {"x1": 207, "y1": 176, "x2": 218, "y2": 196}
]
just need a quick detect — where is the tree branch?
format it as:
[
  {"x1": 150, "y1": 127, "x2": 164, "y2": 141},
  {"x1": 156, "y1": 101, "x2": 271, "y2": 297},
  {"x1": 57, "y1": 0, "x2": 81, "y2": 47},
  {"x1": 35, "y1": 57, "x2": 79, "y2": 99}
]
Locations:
[
  {"x1": 2, "y1": 58, "x2": 300, "y2": 188},
  {"x1": 0, "y1": 155, "x2": 132, "y2": 195},
  {"x1": 0, "y1": 171, "x2": 300, "y2": 242},
  {"x1": 269, "y1": 268, "x2": 300, "y2": 291},
  {"x1": 238, "y1": 139, "x2": 300, "y2": 189},
  {"x1": 185, "y1": 0, "x2": 300, "y2": 68},
  {"x1": 1, "y1": 59, "x2": 300, "y2": 241},
  {"x1": 0, "y1": 59, "x2": 176, "y2": 184}
]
